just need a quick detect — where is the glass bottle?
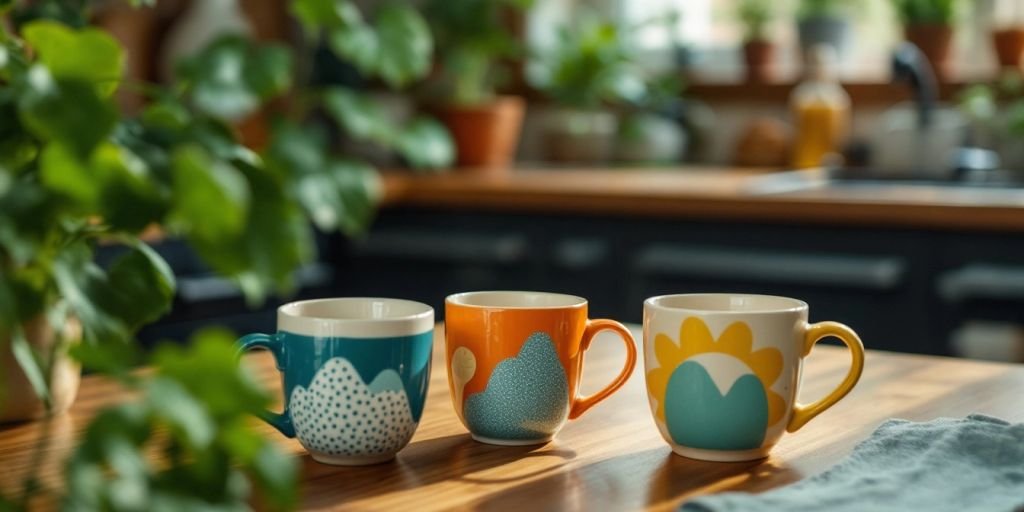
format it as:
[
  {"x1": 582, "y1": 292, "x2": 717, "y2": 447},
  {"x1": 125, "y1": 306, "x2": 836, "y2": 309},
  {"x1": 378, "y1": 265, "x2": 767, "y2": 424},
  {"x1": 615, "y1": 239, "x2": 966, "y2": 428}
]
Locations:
[{"x1": 791, "y1": 45, "x2": 850, "y2": 169}]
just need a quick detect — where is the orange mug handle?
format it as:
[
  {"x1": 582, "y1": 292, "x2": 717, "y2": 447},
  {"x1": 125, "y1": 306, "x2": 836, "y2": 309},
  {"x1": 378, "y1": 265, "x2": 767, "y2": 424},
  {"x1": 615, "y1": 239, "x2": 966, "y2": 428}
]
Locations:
[
  {"x1": 569, "y1": 319, "x2": 637, "y2": 419},
  {"x1": 787, "y1": 321, "x2": 865, "y2": 432}
]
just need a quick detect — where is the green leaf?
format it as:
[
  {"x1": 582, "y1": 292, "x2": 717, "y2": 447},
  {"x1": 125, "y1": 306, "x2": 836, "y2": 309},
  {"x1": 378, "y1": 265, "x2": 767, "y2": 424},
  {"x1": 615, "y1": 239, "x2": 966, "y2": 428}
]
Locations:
[
  {"x1": 327, "y1": 23, "x2": 378, "y2": 73},
  {"x1": 69, "y1": 339, "x2": 140, "y2": 378},
  {"x1": 93, "y1": 143, "x2": 168, "y2": 232},
  {"x1": 10, "y1": 326, "x2": 51, "y2": 406},
  {"x1": 178, "y1": 37, "x2": 292, "y2": 121},
  {"x1": 321, "y1": 87, "x2": 391, "y2": 142},
  {"x1": 171, "y1": 145, "x2": 250, "y2": 241},
  {"x1": 147, "y1": 378, "x2": 215, "y2": 448},
  {"x1": 249, "y1": 443, "x2": 297, "y2": 509},
  {"x1": 234, "y1": 162, "x2": 314, "y2": 300},
  {"x1": 295, "y1": 159, "x2": 377, "y2": 233},
  {"x1": 52, "y1": 243, "x2": 130, "y2": 343},
  {"x1": 18, "y1": 68, "x2": 117, "y2": 158},
  {"x1": 291, "y1": 0, "x2": 362, "y2": 33},
  {"x1": 39, "y1": 142, "x2": 97, "y2": 205},
  {"x1": 323, "y1": 3, "x2": 431, "y2": 88},
  {"x1": 52, "y1": 241, "x2": 174, "y2": 343},
  {"x1": 373, "y1": 4, "x2": 432, "y2": 88},
  {"x1": 101, "y1": 241, "x2": 176, "y2": 331},
  {"x1": 40, "y1": 142, "x2": 168, "y2": 231},
  {"x1": 396, "y1": 117, "x2": 454, "y2": 169},
  {"x1": 153, "y1": 329, "x2": 269, "y2": 417},
  {"x1": 245, "y1": 45, "x2": 291, "y2": 99},
  {"x1": 183, "y1": 153, "x2": 314, "y2": 303},
  {"x1": 22, "y1": 20, "x2": 125, "y2": 97}
]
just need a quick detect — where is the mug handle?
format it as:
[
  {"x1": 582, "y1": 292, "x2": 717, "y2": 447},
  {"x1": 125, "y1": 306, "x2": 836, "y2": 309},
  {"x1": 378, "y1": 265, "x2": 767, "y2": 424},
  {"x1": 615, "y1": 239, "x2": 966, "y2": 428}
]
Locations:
[
  {"x1": 568, "y1": 319, "x2": 637, "y2": 419},
  {"x1": 786, "y1": 321, "x2": 865, "y2": 432},
  {"x1": 237, "y1": 333, "x2": 295, "y2": 438}
]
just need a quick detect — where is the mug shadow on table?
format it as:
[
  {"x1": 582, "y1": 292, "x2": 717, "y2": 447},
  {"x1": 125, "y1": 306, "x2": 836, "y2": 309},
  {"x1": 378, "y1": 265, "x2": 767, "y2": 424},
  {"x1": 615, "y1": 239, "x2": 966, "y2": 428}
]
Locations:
[
  {"x1": 298, "y1": 433, "x2": 577, "y2": 502},
  {"x1": 469, "y1": 449, "x2": 804, "y2": 511}
]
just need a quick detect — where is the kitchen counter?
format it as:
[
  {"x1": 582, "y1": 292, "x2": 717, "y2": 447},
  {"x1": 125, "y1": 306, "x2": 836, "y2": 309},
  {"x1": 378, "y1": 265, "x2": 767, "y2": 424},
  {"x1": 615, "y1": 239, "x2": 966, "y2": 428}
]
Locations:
[
  {"x1": 4, "y1": 325, "x2": 1023, "y2": 510},
  {"x1": 381, "y1": 167, "x2": 1024, "y2": 232}
]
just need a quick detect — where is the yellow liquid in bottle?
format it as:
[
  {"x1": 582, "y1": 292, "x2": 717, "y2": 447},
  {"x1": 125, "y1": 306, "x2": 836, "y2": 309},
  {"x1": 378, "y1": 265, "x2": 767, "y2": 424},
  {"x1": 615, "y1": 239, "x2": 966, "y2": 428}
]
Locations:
[{"x1": 792, "y1": 101, "x2": 848, "y2": 169}]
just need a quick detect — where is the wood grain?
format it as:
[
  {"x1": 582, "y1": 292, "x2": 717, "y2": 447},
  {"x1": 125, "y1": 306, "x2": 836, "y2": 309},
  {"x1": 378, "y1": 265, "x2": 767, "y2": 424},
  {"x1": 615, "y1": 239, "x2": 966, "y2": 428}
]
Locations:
[
  {"x1": 2, "y1": 326, "x2": 1023, "y2": 511},
  {"x1": 380, "y1": 168, "x2": 1024, "y2": 232}
]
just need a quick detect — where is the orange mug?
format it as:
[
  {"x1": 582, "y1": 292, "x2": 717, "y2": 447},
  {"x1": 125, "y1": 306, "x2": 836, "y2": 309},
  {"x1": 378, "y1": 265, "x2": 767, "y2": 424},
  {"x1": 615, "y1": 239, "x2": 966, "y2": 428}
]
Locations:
[{"x1": 444, "y1": 291, "x2": 637, "y2": 445}]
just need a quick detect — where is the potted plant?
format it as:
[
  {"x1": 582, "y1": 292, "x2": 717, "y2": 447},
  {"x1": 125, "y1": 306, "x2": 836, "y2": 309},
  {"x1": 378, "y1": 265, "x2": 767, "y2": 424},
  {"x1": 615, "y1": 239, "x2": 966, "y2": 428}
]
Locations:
[
  {"x1": 894, "y1": 0, "x2": 958, "y2": 80},
  {"x1": 424, "y1": 0, "x2": 532, "y2": 172},
  {"x1": 532, "y1": 14, "x2": 644, "y2": 164},
  {"x1": 738, "y1": 0, "x2": 776, "y2": 83},
  {"x1": 615, "y1": 74, "x2": 688, "y2": 165},
  {"x1": 0, "y1": 0, "x2": 437, "y2": 507},
  {"x1": 797, "y1": 0, "x2": 851, "y2": 64}
]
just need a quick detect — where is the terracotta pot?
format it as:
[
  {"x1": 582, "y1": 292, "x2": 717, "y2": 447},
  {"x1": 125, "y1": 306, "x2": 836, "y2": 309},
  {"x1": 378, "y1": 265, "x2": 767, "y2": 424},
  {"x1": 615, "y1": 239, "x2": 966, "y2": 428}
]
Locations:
[
  {"x1": 439, "y1": 96, "x2": 525, "y2": 172},
  {"x1": 1, "y1": 316, "x2": 81, "y2": 424},
  {"x1": 993, "y1": 28, "x2": 1024, "y2": 69},
  {"x1": 743, "y1": 40, "x2": 775, "y2": 83},
  {"x1": 904, "y1": 24, "x2": 954, "y2": 80}
]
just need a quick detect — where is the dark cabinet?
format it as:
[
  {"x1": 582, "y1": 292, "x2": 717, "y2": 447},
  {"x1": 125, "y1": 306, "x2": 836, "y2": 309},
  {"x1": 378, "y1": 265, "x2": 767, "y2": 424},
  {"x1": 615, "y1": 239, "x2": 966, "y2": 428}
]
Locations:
[{"x1": 352, "y1": 207, "x2": 1018, "y2": 356}]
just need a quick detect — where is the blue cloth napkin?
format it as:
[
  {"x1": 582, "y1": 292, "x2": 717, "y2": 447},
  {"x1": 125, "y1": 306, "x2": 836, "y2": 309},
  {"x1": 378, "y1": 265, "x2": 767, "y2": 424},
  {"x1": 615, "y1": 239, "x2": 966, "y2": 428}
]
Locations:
[{"x1": 682, "y1": 414, "x2": 1024, "y2": 512}]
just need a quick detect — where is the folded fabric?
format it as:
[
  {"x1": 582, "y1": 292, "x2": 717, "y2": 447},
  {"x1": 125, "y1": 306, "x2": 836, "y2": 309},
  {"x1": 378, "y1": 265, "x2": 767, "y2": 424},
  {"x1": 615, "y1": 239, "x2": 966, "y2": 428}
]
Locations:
[{"x1": 682, "y1": 414, "x2": 1024, "y2": 512}]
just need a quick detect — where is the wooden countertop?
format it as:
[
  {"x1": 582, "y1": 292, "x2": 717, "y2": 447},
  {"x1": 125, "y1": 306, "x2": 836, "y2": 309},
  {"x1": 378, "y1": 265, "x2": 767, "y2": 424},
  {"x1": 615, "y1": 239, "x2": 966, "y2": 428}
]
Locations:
[
  {"x1": 4, "y1": 325, "x2": 1023, "y2": 510},
  {"x1": 381, "y1": 167, "x2": 1024, "y2": 232}
]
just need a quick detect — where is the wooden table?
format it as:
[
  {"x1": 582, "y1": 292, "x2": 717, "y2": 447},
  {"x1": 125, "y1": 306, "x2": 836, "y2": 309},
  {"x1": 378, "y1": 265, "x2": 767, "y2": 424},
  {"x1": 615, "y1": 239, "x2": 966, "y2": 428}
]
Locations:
[{"x1": 3, "y1": 326, "x2": 1024, "y2": 510}]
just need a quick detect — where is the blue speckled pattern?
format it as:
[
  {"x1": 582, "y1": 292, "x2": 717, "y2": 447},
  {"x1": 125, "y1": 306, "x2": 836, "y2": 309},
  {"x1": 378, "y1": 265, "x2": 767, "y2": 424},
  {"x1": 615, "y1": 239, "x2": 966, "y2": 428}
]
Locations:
[
  {"x1": 463, "y1": 332, "x2": 570, "y2": 440},
  {"x1": 290, "y1": 358, "x2": 417, "y2": 457}
]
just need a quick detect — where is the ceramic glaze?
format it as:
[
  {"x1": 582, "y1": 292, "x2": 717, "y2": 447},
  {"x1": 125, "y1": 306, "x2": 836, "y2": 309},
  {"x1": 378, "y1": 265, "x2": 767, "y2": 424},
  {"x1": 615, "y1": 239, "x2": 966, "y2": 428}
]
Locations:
[
  {"x1": 462, "y1": 332, "x2": 570, "y2": 441},
  {"x1": 445, "y1": 291, "x2": 636, "y2": 445},
  {"x1": 237, "y1": 298, "x2": 433, "y2": 466},
  {"x1": 644, "y1": 294, "x2": 865, "y2": 462}
]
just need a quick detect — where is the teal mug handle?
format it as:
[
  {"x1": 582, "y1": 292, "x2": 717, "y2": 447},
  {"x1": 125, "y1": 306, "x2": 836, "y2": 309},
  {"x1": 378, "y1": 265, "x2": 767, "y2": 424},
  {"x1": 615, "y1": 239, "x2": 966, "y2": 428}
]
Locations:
[{"x1": 237, "y1": 333, "x2": 295, "y2": 438}]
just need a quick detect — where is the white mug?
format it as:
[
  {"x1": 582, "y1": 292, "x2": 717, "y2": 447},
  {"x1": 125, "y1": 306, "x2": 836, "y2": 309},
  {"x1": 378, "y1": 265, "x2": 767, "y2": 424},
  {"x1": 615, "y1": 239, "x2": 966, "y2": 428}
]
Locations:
[{"x1": 643, "y1": 294, "x2": 865, "y2": 462}]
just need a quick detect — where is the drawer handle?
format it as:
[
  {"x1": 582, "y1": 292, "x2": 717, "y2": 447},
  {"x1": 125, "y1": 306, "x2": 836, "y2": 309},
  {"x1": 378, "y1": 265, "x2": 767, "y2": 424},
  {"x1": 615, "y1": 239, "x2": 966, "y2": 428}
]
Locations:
[
  {"x1": 633, "y1": 246, "x2": 906, "y2": 291},
  {"x1": 356, "y1": 231, "x2": 527, "y2": 264},
  {"x1": 178, "y1": 264, "x2": 333, "y2": 303},
  {"x1": 938, "y1": 264, "x2": 1024, "y2": 302}
]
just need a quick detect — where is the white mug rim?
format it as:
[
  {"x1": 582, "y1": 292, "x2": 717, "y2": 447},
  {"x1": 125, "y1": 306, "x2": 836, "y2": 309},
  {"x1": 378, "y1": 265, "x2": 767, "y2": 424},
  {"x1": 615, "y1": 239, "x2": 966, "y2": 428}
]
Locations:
[
  {"x1": 277, "y1": 297, "x2": 434, "y2": 338},
  {"x1": 644, "y1": 293, "x2": 808, "y2": 316}
]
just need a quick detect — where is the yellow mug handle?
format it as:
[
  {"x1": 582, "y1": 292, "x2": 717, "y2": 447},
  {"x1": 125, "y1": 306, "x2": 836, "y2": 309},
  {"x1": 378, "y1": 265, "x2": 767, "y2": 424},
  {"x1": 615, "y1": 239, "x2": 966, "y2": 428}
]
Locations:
[{"x1": 787, "y1": 321, "x2": 865, "y2": 432}]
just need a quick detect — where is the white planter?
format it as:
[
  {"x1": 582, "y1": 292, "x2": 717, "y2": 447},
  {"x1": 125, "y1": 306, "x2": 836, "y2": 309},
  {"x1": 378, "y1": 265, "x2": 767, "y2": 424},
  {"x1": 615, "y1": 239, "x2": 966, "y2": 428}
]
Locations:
[
  {"x1": 543, "y1": 108, "x2": 618, "y2": 164},
  {"x1": 1, "y1": 316, "x2": 81, "y2": 423}
]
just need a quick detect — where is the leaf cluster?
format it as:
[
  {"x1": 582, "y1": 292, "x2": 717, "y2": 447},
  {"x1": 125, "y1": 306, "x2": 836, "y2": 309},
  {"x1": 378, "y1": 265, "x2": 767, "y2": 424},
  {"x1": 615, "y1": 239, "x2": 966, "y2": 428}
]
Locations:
[
  {"x1": 0, "y1": 1, "x2": 448, "y2": 510},
  {"x1": 893, "y1": 0, "x2": 958, "y2": 26},
  {"x1": 531, "y1": 12, "x2": 646, "y2": 110},
  {"x1": 423, "y1": 0, "x2": 534, "y2": 106}
]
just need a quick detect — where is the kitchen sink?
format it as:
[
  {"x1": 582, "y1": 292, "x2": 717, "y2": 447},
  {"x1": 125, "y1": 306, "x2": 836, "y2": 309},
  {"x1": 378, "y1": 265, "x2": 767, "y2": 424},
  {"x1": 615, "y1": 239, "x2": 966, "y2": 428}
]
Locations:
[{"x1": 746, "y1": 167, "x2": 1024, "y2": 196}]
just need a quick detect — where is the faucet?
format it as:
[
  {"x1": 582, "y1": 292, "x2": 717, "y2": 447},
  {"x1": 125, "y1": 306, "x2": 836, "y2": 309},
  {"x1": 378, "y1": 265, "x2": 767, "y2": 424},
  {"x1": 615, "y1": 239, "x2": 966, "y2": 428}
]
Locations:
[{"x1": 891, "y1": 42, "x2": 937, "y2": 130}]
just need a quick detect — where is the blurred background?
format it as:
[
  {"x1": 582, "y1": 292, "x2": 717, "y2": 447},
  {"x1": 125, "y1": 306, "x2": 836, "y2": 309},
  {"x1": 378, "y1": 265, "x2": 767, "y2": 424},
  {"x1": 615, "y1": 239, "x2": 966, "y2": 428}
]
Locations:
[{"x1": 95, "y1": 0, "x2": 1024, "y2": 363}]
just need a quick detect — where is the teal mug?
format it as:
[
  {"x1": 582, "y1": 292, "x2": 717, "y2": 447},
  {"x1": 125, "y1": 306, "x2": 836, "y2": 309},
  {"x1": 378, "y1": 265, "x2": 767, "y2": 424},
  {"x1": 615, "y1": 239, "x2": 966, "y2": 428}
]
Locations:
[{"x1": 237, "y1": 298, "x2": 434, "y2": 466}]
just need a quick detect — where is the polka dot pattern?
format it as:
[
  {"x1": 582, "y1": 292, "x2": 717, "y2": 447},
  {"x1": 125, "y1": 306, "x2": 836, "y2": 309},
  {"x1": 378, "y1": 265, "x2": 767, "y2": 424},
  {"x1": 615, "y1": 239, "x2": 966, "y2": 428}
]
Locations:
[{"x1": 290, "y1": 358, "x2": 417, "y2": 457}]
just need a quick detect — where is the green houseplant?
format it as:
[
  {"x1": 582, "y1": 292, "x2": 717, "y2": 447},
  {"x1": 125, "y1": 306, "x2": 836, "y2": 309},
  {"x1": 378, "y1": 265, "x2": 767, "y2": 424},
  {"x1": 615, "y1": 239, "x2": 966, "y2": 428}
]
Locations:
[
  {"x1": 424, "y1": 0, "x2": 532, "y2": 171},
  {"x1": 738, "y1": 0, "x2": 776, "y2": 83},
  {"x1": 531, "y1": 13, "x2": 644, "y2": 163},
  {"x1": 797, "y1": 0, "x2": 851, "y2": 64},
  {"x1": 0, "y1": 0, "x2": 439, "y2": 509},
  {"x1": 893, "y1": 0, "x2": 958, "y2": 79}
]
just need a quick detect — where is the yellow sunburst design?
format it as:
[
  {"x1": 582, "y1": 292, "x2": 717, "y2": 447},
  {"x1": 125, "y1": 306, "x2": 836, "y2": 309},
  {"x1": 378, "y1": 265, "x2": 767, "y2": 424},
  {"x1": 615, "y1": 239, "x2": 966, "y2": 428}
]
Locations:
[{"x1": 647, "y1": 317, "x2": 786, "y2": 426}]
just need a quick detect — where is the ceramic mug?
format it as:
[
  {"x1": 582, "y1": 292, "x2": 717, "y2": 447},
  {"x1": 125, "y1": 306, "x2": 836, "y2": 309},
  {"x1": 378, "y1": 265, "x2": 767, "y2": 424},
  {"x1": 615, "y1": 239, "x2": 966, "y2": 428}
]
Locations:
[
  {"x1": 237, "y1": 298, "x2": 434, "y2": 466},
  {"x1": 445, "y1": 291, "x2": 637, "y2": 445},
  {"x1": 643, "y1": 294, "x2": 865, "y2": 462}
]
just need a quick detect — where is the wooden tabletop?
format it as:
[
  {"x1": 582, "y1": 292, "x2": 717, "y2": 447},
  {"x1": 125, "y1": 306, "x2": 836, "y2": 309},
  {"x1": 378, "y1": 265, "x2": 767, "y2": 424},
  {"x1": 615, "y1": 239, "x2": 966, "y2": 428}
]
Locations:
[
  {"x1": 381, "y1": 168, "x2": 1024, "y2": 232},
  {"x1": 3, "y1": 325, "x2": 1024, "y2": 510}
]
